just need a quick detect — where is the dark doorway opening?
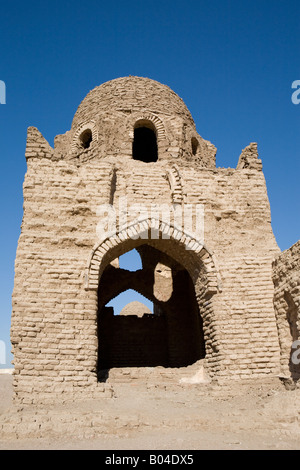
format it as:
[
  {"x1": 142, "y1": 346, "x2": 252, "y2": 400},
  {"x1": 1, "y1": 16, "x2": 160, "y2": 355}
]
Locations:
[
  {"x1": 97, "y1": 245, "x2": 205, "y2": 377},
  {"x1": 132, "y1": 126, "x2": 158, "y2": 163},
  {"x1": 284, "y1": 291, "x2": 300, "y2": 379}
]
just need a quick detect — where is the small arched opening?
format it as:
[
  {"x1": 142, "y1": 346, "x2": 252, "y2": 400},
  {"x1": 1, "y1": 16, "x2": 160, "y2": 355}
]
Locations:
[
  {"x1": 79, "y1": 128, "x2": 93, "y2": 149},
  {"x1": 191, "y1": 137, "x2": 199, "y2": 156},
  {"x1": 97, "y1": 244, "x2": 206, "y2": 376},
  {"x1": 132, "y1": 120, "x2": 158, "y2": 163}
]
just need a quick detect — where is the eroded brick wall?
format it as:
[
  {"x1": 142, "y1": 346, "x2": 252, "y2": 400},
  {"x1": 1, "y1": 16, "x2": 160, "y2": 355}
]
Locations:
[
  {"x1": 11, "y1": 77, "x2": 282, "y2": 404},
  {"x1": 273, "y1": 241, "x2": 300, "y2": 380},
  {"x1": 99, "y1": 308, "x2": 168, "y2": 369}
]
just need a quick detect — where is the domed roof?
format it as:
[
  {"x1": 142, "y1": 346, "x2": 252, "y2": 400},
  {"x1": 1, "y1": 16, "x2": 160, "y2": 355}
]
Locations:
[{"x1": 72, "y1": 76, "x2": 194, "y2": 129}]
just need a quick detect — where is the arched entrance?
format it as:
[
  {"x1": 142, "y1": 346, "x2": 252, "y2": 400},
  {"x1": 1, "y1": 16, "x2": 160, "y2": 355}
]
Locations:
[
  {"x1": 86, "y1": 218, "x2": 221, "y2": 380},
  {"x1": 97, "y1": 245, "x2": 206, "y2": 371}
]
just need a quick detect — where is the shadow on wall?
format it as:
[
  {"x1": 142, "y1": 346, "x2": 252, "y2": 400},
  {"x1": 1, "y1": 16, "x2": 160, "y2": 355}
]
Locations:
[{"x1": 284, "y1": 291, "x2": 300, "y2": 380}]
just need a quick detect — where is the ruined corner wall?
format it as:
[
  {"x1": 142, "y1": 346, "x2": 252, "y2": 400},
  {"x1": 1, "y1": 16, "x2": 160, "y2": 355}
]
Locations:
[
  {"x1": 182, "y1": 165, "x2": 281, "y2": 380},
  {"x1": 273, "y1": 241, "x2": 300, "y2": 379}
]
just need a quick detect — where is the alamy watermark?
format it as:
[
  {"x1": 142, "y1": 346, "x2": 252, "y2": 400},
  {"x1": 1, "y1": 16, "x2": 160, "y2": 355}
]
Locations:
[
  {"x1": 0, "y1": 340, "x2": 6, "y2": 365},
  {"x1": 95, "y1": 197, "x2": 205, "y2": 248},
  {"x1": 291, "y1": 340, "x2": 300, "y2": 365},
  {"x1": 291, "y1": 80, "x2": 300, "y2": 105},
  {"x1": 0, "y1": 80, "x2": 6, "y2": 105}
]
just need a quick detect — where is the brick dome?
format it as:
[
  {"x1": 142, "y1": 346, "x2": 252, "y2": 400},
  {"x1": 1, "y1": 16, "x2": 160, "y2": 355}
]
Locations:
[{"x1": 72, "y1": 76, "x2": 195, "y2": 129}]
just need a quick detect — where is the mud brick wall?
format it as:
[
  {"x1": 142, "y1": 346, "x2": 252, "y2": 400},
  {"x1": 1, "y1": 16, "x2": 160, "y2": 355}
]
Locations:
[
  {"x1": 273, "y1": 241, "x2": 300, "y2": 380},
  {"x1": 11, "y1": 76, "x2": 283, "y2": 404}
]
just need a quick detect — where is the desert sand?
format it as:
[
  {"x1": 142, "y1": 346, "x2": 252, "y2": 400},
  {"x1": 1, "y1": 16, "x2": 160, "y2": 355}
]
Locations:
[{"x1": 0, "y1": 374, "x2": 299, "y2": 450}]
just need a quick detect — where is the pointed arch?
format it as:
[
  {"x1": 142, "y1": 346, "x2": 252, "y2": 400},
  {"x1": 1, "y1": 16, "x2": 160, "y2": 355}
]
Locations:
[
  {"x1": 85, "y1": 217, "x2": 222, "y2": 294},
  {"x1": 72, "y1": 120, "x2": 98, "y2": 153},
  {"x1": 87, "y1": 217, "x2": 223, "y2": 377}
]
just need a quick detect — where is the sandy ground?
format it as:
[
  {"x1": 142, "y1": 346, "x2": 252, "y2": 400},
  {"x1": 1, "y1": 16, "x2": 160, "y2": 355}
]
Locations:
[{"x1": 0, "y1": 374, "x2": 299, "y2": 450}]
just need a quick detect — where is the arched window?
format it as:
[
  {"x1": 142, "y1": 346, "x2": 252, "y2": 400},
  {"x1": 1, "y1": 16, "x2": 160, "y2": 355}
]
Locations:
[
  {"x1": 118, "y1": 249, "x2": 143, "y2": 271},
  {"x1": 132, "y1": 121, "x2": 158, "y2": 163},
  {"x1": 79, "y1": 128, "x2": 93, "y2": 149}
]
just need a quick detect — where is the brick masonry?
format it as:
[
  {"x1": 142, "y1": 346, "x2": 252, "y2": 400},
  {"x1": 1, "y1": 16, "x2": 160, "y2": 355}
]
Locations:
[
  {"x1": 11, "y1": 76, "x2": 296, "y2": 405},
  {"x1": 273, "y1": 241, "x2": 300, "y2": 381}
]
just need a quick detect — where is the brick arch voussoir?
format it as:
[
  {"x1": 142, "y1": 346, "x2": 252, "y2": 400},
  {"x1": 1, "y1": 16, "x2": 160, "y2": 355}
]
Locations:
[
  {"x1": 129, "y1": 113, "x2": 166, "y2": 141},
  {"x1": 85, "y1": 218, "x2": 221, "y2": 293}
]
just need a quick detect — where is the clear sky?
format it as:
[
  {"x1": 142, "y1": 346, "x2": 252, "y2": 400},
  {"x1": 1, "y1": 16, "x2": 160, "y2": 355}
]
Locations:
[{"x1": 0, "y1": 0, "x2": 299, "y2": 367}]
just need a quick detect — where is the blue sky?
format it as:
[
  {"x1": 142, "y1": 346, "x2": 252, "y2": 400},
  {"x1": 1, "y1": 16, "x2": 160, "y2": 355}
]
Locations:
[
  {"x1": 107, "y1": 250, "x2": 154, "y2": 315},
  {"x1": 0, "y1": 0, "x2": 299, "y2": 367}
]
